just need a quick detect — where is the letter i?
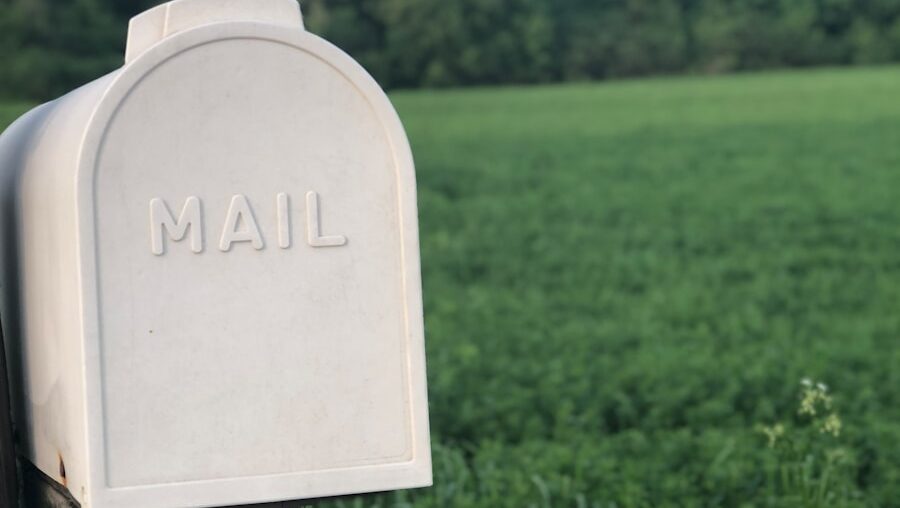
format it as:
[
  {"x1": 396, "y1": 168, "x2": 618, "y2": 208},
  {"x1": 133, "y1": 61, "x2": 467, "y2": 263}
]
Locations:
[{"x1": 277, "y1": 193, "x2": 291, "y2": 249}]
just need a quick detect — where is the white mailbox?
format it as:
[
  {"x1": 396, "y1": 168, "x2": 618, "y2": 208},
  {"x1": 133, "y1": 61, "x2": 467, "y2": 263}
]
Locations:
[{"x1": 0, "y1": 0, "x2": 431, "y2": 506}]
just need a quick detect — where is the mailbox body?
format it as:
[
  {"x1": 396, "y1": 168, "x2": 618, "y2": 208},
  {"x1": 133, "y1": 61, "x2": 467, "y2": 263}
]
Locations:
[{"x1": 0, "y1": 1, "x2": 431, "y2": 507}]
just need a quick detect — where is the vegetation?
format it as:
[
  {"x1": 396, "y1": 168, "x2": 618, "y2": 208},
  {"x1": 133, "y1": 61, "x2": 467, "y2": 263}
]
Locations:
[
  {"x1": 334, "y1": 66, "x2": 896, "y2": 506},
  {"x1": 6, "y1": 0, "x2": 900, "y2": 100},
  {"x1": 756, "y1": 379, "x2": 857, "y2": 507},
  {"x1": 304, "y1": 0, "x2": 900, "y2": 89},
  {"x1": 2, "y1": 8, "x2": 900, "y2": 507}
]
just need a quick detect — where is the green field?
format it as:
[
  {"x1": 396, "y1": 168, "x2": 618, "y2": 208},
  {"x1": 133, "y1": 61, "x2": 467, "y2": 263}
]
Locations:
[{"x1": 4, "y1": 67, "x2": 900, "y2": 506}]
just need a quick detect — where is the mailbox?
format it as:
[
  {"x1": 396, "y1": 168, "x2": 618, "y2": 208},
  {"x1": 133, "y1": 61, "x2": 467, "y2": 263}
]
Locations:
[{"x1": 0, "y1": 0, "x2": 431, "y2": 506}]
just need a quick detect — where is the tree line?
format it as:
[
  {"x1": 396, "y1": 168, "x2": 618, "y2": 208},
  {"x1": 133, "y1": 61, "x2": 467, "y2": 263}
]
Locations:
[{"x1": 2, "y1": 0, "x2": 900, "y2": 101}]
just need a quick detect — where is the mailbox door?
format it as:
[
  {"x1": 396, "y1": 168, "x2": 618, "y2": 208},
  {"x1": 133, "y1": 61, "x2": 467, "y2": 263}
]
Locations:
[{"x1": 77, "y1": 22, "x2": 429, "y2": 507}]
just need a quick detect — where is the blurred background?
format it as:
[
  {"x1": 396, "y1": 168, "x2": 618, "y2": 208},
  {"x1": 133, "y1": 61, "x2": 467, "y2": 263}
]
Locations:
[
  {"x1": 2, "y1": 1, "x2": 900, "y2": 507},
  {"x1": 4, "y1": 1, "x2": 900, "y2": 99}
]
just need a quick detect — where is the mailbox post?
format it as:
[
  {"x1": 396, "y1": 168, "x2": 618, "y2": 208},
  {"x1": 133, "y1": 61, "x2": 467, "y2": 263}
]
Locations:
[
  {"x1": 0, "y1": 1, "x2": 432, "y2": 506},
  {"x1": 0, "y1": 318, "x2": 15, "y2": 508}
]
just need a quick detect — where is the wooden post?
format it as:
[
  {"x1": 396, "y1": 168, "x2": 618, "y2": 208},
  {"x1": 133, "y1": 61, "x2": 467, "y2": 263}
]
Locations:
[
  {"x1": 0, "y1": 316, "x2": 20, "y2": 508},
  {"x1": 22, "y1": 461, "x2": 77, "y2": 508}
]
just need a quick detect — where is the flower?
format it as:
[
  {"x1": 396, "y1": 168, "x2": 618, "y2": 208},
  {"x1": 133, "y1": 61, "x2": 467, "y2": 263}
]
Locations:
[
  {"x1": 799, "y1": 379, "x2": 832, "y2": 416},
  {"x1": 760, "y1": 423, "x2": 785, "y2": 448},
  {"x1": 820, "y1": 413, "x2": 842, "y2": 437}
]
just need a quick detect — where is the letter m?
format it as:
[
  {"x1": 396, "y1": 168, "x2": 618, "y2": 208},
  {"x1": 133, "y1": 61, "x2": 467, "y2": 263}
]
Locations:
[{"x1": 150, "y1": 197, "x2": 203, "y2": 255}]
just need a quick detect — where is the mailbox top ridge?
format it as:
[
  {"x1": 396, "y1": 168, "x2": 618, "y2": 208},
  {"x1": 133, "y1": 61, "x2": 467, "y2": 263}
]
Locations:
[{"x1": 125, "y1": 0, "x2": 304, "y2": 64}]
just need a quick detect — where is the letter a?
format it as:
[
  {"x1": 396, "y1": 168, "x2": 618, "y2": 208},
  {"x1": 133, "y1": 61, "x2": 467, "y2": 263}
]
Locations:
[
  {"x1": 150, "y1": 197, "x2": 203, "y2": 255},
  {"x1": 220, "y1": 194, "x2": 265, "y2": 251}
]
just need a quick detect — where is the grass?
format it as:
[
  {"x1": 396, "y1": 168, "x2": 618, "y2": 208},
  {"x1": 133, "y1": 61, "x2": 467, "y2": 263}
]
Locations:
[{"x1": 4, "y1": 66, "x2": 900, "y2": 506}]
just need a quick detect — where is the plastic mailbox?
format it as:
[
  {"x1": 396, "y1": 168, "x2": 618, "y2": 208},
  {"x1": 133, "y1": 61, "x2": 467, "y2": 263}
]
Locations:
[{"x1": 0, "y1": 0, "x2": 431, "y2": 506}]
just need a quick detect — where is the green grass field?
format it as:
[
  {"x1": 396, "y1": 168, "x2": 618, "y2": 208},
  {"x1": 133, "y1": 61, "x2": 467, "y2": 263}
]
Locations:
[{"x1": 4, "y1": 67, "x2": 900, "y2": 506}]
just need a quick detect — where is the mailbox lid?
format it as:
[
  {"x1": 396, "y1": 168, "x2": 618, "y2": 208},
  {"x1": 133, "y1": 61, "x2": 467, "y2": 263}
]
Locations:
[{"x1": 73, "y1": 12, "x2": 430, "y2": 508}]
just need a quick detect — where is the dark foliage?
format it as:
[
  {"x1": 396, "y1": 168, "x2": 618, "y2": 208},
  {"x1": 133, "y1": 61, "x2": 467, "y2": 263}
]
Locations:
[{"x1": 3, "y1": 0, "x2": 900, "y2": 100}]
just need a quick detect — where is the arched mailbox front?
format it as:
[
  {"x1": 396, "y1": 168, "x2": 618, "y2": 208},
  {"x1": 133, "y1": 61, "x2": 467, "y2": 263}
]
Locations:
[{"x1": 0, "y1": 0, "x2": 431, "y2": 506}]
